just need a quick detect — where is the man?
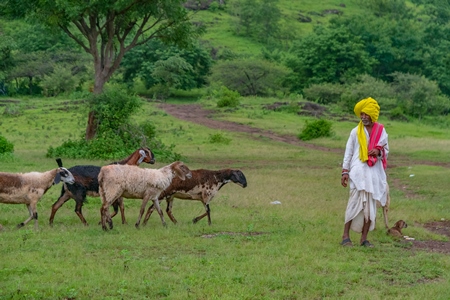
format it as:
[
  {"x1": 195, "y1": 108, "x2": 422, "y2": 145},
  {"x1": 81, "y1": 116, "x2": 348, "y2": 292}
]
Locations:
[{"x1": 340, "y1": 97, "x2": 389, "y2": 247}]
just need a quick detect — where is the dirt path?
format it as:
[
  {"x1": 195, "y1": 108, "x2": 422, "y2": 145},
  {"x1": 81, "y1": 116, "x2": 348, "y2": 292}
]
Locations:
[
  {"x1": 159, "y1": 103, "x2": 450, "y2": 253},
  {"x1": 159, "y1": 103, "x2": 449, "y2": 169}
]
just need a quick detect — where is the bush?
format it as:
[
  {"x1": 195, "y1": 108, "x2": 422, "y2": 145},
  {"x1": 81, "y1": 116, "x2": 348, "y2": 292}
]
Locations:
[
  {"x1": 303, "y1": 83, "x2": 345, "y2": 104},
  {"x1": 0, "y1": 135, "x2": 14, "y2": 154},
  {"x1": 41, "y1": 65, "x2": 78, "y2": 96},
  {"x1": 298, "y1": 119, "x2": 333, "y2": 141},
  {"x1": 47, "y1": 87, "x2": 181, "y2": 162},
  {"x1": 339, "y1": 74, "x2": 396, "y2": 113},
  {"x1": 391, "y1": 72, "x2": 450, "y2": 119},
  {"x1": 215, "y1": 86, "x2": 240, "y2": 108},
  {"x1": 207, "y1": 133, "x2": 231, "y2": 144}
]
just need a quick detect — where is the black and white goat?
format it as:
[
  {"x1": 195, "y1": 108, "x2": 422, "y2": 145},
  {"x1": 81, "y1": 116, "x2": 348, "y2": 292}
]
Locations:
[
  {"x1": 0, "y1": 159, "x2": 75, "y2": 229},
  {"x1": 98, "y1": 161, "x2": 192, "y2": 230},
  {"x1": 143, "y1": 169, "x2": 247, "y2": 225},
  {"x1": 49, "y1": 147, "x2": 155, "y2": 226}
]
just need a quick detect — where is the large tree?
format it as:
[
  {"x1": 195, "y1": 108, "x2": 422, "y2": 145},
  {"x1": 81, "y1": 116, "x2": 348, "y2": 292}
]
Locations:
[{"x1": 2, "y1": 0, "x2": 200, "y2": 139}]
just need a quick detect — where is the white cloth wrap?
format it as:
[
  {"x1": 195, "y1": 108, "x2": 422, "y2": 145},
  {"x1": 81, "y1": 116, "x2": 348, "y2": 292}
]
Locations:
[{"x1": 342, "y1": 126, "x2": 389, "y2": 232}]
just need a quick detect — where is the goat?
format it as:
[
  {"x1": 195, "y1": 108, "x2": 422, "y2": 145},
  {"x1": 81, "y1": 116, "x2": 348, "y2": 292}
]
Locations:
[
  {"x1": 143, "y1": 169, "x2": 247, "y2": 226},
  {"x1": 98, "y1": 161, "x2": 192, "y2": 230},
  {"x1": 49, "y1": 147, "x2": 155, "y2": 226},
  {"x1": 0, "y1": 160, "x2": 75, "y2": 229}
]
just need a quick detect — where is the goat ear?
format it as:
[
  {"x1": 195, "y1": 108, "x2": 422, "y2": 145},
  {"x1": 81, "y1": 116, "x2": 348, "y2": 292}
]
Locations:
[
  {"x1": 138, "y1": 150, "x2": 146, "y2": 164},
  {"x1": 174, "y1": 162, "x2": 190, "y2": 180},
  {"x1": 56, "y1": 158, "x2": 63, "y2": 168},
  {"x1": 54, "y1": 173, "x2": 62, "y2": 184}
]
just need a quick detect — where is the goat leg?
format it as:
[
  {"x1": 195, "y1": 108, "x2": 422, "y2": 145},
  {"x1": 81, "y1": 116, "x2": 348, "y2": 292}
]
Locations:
[
  {"x1": 193, "y1": 204, "x2": 211, "y2": 225},
  {"x1": 49, "y1": 193, "x2": 71, "y2": 226},
  {"x1": 166, "y1": 199, "x2": 178, "y2": 224},
  {"x1": 74, "y1": 201, "x2": 88, "y2": 226},
  {"x1": 152, "y1": 199, "x2": 167, "y2": 227},
  {"x1": 135, "y1": 198, "x2": 150, "y2": 228},
  {"x1": 143, "y1": 204, "x2": 155, "y2": 226}
]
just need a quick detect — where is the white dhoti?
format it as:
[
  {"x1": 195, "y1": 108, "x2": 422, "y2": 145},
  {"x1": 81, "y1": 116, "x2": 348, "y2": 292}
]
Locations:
[{"x1": 344, "y1": 189, "x2": 377, "y2": 233}]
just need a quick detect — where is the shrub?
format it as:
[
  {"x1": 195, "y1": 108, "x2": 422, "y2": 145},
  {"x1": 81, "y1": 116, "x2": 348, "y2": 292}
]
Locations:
[
  {"x1": 47, "y1": 87, "x2": 180, "y2": 161},
  {"x1": 339, "y1": 74, "x2": 396, "y2": 113},
  {"x1": 303, "y1": 83, "x2": 345, "y2": 104},
  {"x1": 298, "y1": 119, "x2": 333, "y2": 141},
  {"x1": 208, "y1": 133, "x2": 231, "y2": 144},
  {"x1": 0, "y1": 135, "x2": 14, "y2": 154},
  {"x1": 215, "y1": 86, "x2": 240, "y2": 108},
  {"x1": 41, "y1": 65, "x2": 78, "y2": 96}
]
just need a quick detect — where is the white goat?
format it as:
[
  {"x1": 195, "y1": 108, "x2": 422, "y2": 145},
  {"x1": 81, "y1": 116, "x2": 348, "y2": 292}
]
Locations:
[
  {"x1": 98, "y1": 161, "x2": 192, "y2": 230},
  {"x1": 0, "y1": 166, "x2": 75, "y2": 229}
]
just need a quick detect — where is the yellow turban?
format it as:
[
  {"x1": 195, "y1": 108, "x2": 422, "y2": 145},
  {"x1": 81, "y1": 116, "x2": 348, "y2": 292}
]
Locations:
[
  {"x1": 354, "y1": 97, "x2": 380, "y2": 162},
  {"x1": 354, "y1": 97, "x2": 380, "y2": 122}
]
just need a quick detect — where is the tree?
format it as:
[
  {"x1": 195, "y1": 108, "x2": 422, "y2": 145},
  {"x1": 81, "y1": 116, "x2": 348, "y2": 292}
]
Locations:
[
  {"x1": 208, "y1": 59, "x2": 291, "y2": 96},
  {"x1": 229, "y1": 0, "x2": 281, "y2": 44},
  {"x1": 2, "y1": 0, "x2": 200, "y2": 140},
  {"x1": 121, "y1": 40, "x2": 212, "y2": 91},
  {"x1": 285, "y1": 26, "x2": 374, "y2": 92}
]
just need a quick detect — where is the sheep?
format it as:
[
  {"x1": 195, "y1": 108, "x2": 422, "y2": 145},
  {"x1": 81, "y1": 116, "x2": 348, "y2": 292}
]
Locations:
[
  {"x1": 48, "y1": 147, "x2": 155, "y2": 226},
  {"x1": 98, "y1": 161, "x2": 192, "y2": 231},
  {"x1": 142, "y1": 169, "x2": 247, "y2": 226},
  {"x1": 0, "y1": 160, "x2": 75, "y2": 229}
]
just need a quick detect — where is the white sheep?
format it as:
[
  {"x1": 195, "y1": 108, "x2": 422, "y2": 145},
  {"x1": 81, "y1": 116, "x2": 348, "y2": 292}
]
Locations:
[
  {"x1": 98, "y1": 161, "x2": 192, "y2": 230},
  {"x1": 0, "y1": 166, "x2": 75, "y2": 229}
]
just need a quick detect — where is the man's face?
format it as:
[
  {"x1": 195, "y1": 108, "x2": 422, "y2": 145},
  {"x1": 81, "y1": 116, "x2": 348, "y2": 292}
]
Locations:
[{"x1": 360, "y1": 112, "x2": 373, "y2": 126}]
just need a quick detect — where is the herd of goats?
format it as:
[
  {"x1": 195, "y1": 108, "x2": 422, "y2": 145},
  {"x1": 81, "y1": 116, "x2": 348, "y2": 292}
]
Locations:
[{"x1": 0, "y1": 147, "x2": 248, "y2": 231}]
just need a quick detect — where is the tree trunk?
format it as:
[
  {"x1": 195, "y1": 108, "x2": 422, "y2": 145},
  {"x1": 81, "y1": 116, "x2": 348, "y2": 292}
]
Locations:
[{"x1": 84, "y1": 74, "x2": 106, "y2": 140}]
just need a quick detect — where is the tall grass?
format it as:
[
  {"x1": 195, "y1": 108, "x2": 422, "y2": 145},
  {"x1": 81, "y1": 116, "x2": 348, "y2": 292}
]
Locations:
[{"x1": 1, "y1": 97, "x2": 450, "y2": 299}]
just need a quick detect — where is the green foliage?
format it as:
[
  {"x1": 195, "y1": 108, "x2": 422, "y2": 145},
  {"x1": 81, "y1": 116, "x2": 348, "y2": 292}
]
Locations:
[
  {"x1": 303, "y1": 83, "x2": 345, "y2": 105},
  {"x1": 298, "y1": 119, "x2": 333, "y2": 141},
  {"x1": 214, "y1": 86, "x2": 240, "y2": 108},
  {"x1": 339, "y1": 74, "x2": 397, "y2": 113},
  {"x1": 286, "y1": 26, "x2": 375, "y2": 91},
  {"x1": 391, "y1": 72, "x2": 450, "y2": 119},
  {"x1": 122, "y1": 40, "x2": 212, "y2": 91},
  {"x1": 91, "y1": 88, "x2": 142, "y2": 134},
  {"x1": 209, "y1": 59, "x2": 291, "y2": 96},
  {"x1": 388, "y1": 106, "x2": 409, "y2": 121},
  {"x1": 207, "y1": 132, "x2": 231, "y2": 144},
  {"x1": 46, "y1": 87, "x2": 180, "y2": 161},
  {"x1": 229, "y1": 0, "x2": 282, "y2": 44},
  {"x1": 329, "y1": 14, "x2": 424, "y2": 82},
  {"x1": 0, "y1": 135, "x2": 14, "y2": 154},
  {"x1": 41, "y1": 65, "x2": 78, "y2": 96}
]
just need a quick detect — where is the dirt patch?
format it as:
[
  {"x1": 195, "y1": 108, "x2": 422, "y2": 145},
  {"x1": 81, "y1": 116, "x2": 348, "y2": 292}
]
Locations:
[
  {"x1": 159, "y1": 102, "x2": 450, "y2": 253},
  {"x1": 408, "y1": 221, "x2": 450, "y2": 254}
]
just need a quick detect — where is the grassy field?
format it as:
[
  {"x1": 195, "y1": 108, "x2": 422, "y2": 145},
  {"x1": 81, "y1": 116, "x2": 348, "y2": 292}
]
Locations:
[{"x1": 1, "y1": 97, "x2": 450, "y2": 299}]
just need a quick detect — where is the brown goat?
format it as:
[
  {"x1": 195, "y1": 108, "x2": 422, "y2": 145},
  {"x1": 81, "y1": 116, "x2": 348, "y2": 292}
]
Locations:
[{"x1": 143, "y1": 169, "x2": 247, "y2": 226}]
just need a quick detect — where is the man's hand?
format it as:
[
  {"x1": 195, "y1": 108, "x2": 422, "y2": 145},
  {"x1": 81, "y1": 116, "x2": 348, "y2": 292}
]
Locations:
[
  {"x1": 368, "y1": 148, "x2": 380, "y2": 157},
  {"x1": 341, "y1": 174, "x2": 349, "y2": 187}
]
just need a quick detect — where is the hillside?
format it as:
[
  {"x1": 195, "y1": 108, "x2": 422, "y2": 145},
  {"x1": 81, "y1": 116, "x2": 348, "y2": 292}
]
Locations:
[{"x1": 191, "y1": 0, "x2": 368, "y2": 56}]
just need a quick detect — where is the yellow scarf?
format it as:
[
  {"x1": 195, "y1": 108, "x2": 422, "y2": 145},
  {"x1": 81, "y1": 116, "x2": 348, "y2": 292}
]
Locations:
[{"x1": 353, "y1": 97, "x2": 380, "y2": 162}]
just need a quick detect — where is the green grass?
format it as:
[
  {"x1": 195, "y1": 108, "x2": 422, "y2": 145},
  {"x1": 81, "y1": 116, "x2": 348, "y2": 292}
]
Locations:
[{"x1": 1, "y1": 97, "x2": 450, "y2": 299}]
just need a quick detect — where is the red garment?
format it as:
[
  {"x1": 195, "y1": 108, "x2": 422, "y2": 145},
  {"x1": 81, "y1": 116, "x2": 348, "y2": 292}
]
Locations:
[{"x1": 367, "y1": 122, "x2": 387, "y2": 169}]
